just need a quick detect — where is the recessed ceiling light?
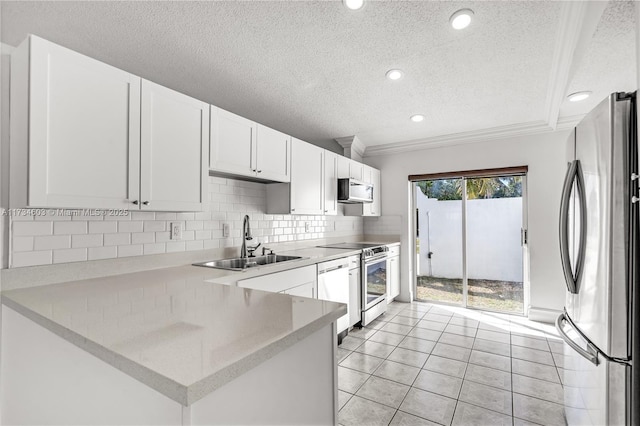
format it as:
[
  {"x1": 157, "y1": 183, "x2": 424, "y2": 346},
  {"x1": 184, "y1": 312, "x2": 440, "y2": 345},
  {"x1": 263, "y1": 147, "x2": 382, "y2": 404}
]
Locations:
[
  {"x1": 567, "y1": 91, "x2": 592, "y2": 102},
  {"x1": 386, "y1": 69, "x2": 404, "y2": 81},
  {"x1": 411, "y1": 114, "x2": 425, "y2": 123},
  {"x1": 450, "y1": 9, "x2": 474, "y2": 30},
  {"x1": 343, "y1": 0, "x2": 364, "y2": 10}
]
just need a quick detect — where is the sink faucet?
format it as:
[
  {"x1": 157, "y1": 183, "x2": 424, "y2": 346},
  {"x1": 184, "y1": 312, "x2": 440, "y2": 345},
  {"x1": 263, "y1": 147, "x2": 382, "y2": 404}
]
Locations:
[{"x1": 241, "y1": 215, "x2": 257, "y2": 259}]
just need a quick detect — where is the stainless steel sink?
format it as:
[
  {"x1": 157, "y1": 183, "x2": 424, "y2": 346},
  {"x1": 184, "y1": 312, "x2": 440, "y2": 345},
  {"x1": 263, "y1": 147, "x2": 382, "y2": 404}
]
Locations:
[{"x1": 193, "y1": 255, "x2": 304, "y2": 271}]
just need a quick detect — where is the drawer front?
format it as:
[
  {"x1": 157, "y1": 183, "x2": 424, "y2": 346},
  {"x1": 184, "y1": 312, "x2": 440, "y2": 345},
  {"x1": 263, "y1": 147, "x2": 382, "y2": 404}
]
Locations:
[
  {"x1": 387, "y1": 245, "x2": 400, "y2": 258},
  {"x1": 347, "y1": 255, "x2": 361, "y2": 270},
  {"x1": 238, "y1": 265, "x2": 317, "y2": 293}
]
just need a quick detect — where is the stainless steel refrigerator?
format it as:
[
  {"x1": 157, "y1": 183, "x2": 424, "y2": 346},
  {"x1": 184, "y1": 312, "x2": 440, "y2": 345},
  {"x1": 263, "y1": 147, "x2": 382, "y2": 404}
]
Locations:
[{"x1": 556, "y1": 92, "x2": 638, "y2": 425}]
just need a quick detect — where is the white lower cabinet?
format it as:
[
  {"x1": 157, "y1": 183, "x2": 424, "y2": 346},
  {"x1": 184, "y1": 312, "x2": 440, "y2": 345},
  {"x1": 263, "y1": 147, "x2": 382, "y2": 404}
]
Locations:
[
  {"x1": 282, "y1": 281, "x2": 316, "y2": 298},
  {"x1": 387, "y1": 246, "x2": 400, "y2": 302},
  {"x1": 238, "y1": 265, "x2": 317, "y2": 296},
  {"x1": 2, "y1": 306, "x2": 336, "y2": 426}
]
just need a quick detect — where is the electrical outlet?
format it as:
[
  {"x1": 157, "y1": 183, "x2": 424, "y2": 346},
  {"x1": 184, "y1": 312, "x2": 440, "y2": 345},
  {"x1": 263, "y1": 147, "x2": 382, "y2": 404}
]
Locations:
[
  {"x1": 223, "y1": 223, "x2": 230, "y2": 238},
  {"x1": 170, "y1": 222, "x2": 182, "y2": 240},
  {"x1": 305, "y1": 222, "x2": 310, "y2": 232}
]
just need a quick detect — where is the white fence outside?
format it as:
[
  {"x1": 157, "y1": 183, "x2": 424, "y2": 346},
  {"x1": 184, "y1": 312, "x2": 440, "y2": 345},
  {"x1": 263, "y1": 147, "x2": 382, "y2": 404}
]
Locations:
[{"x1": 416, "y1": 187, "x2": 523, "y2": 282}]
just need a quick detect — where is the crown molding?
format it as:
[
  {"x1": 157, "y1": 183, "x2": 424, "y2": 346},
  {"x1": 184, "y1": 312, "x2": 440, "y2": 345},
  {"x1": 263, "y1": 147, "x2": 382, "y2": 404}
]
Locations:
[
  {"x1": 543, "y1": 1, "x2": 607, "y2": 129},
  {"x1": 334, "y1": 135, "x2": 366, "y2": 159},
  {"x1": 363, "y1": 115, "x2": 583, "y2": 158}
]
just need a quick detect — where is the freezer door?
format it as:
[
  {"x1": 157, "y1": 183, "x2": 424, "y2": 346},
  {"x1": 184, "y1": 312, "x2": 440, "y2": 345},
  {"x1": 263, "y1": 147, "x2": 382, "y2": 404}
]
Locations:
[
  {"x1": 566, "y1": 94, "x2": 632, "y2": 359},
  {"x1": 557, "y1": 313, "x2": 628, "y2": 425}
]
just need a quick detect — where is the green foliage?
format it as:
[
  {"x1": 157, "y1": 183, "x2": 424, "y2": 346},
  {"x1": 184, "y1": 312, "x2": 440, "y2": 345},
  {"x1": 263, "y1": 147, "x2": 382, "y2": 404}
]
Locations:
[{"x1": 416, "y1": 176, "x2": 522, "y2": 200}]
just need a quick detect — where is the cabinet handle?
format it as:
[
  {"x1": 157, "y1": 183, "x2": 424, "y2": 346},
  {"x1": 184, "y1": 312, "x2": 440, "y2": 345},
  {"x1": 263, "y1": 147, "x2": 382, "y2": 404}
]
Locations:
[
  {"x1": 142, "y1": 201, "x2": 149, "y2": 205},
  {"x1": 131, "y1": 200, "x2": 139, "y2": 205},
  {"x1": 291, "y1": 208, "x2": 296, "y2": 212},
  {"x1": 257, "y1": 170, "x2": 262, "y2": 173},
  {"x1": 324, "y1": 210, "x2": 328, "y2": 213}
]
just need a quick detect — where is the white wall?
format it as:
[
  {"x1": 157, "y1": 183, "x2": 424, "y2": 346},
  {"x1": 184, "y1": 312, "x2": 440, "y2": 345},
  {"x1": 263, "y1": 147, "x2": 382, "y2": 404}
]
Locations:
[
  {"x1": 365, "y1": 130, "x2": 571, "y2": 314},
  {"x1": 416, "y1": 193, "x2": 523, "y2": 282}
]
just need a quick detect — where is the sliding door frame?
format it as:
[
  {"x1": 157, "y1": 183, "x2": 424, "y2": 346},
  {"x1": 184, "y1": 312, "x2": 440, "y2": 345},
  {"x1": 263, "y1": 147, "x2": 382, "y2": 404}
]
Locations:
[{"x1": 410, "y1": 167, "x2": 529, "y2": 316}]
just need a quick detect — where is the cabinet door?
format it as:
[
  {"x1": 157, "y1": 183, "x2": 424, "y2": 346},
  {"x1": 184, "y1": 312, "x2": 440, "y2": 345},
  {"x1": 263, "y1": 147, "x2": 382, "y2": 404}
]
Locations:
[
  {"x1": 323, "y1": 151, "x2": 338, "y2": 215},
  {"x1": 282, "y1": 281, "x2": 316, "y2": 298},
  {"x1": 370, "y1": 168, "x2": 381, "y2": 217},
  {"x1": 349, "y1": 267, "x2": 361, "y2": 327},
  {"x1": 256, "y1": 124, "x2": 290, "y2": 182},
  {"x1": 337, "y1": 155, "x2": 350, "y2": 179},
  {"x1": 349, "y1": 160, "x2": 364, "y2": 181},
  {"x1": 140, "y1": 80, "x2": 209, "y2": 212},
  {"x1": 210, "y1": 106, "x2": 256, "y2": 177},
  {"x1": 387, "y1": 256, "x2": 400, "y2": 301},
  {"x1": 27, "y1": 36, "x2": 140, "y2": 208},
  {"x1": 361, "y1": 166, "x2": 373, "y2": 216},
  {"x1": 290, "y1": 138, "x2": 324, "y2": 215}
]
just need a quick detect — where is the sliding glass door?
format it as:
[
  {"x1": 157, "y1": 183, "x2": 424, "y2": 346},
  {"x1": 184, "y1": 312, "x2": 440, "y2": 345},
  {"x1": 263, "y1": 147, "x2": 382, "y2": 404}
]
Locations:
[{"x1": 413, "y1": 171, "x2": 527, "y2": 314}]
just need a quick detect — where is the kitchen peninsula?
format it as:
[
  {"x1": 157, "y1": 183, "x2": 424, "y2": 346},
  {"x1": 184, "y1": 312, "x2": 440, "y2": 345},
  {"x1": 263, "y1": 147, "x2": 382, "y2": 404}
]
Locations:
[{"x1": 1, "y1": 265, "x2": 346, "y2": 425}]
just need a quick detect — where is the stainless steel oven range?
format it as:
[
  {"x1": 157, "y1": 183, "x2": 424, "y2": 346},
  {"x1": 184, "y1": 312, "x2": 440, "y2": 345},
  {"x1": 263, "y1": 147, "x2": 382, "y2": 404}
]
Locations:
[{"x1": 317, "y1": 242, "x2": 389, "y2": 326}]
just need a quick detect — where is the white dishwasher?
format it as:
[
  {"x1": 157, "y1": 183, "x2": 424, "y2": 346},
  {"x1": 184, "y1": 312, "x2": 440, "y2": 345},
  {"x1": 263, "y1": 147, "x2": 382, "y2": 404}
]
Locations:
[{"x1": 317, "y1": 257, "x2": 350, "y2": 335}]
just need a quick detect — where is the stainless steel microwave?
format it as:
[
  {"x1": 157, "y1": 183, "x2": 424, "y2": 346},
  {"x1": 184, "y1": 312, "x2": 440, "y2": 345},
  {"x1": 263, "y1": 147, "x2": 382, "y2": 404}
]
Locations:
[{"x1": 337, "y1": 178, "x2": 374, "y2": 204}]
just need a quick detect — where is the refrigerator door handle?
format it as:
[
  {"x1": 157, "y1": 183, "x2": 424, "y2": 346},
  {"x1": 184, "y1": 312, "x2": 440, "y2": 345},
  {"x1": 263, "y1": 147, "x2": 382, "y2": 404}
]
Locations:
[
  {"x1": 559, "y1": 160, "x2": 587, "y2": 294},
  {"x1": 574, "y1": 160, "x2": 587, "y2": 292},
  {"x1": 556, "y1": 311, "x2": 599, "y2": 366}
]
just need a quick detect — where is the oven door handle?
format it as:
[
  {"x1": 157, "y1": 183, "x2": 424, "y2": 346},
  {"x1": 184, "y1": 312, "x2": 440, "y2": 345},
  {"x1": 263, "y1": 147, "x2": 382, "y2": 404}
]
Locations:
[{"x1": 364, "y1": 255, "x2": 388, "y2": 263}]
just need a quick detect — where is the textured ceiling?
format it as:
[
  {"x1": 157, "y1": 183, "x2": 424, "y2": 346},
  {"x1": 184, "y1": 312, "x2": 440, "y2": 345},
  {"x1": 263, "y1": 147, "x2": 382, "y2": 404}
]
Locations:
[
  {"x1": 559, "y1": 1, "x2": 636, "y2": 118},
  {"x1": 0, "y1": 1, "x2": 635, "y2": 153}
]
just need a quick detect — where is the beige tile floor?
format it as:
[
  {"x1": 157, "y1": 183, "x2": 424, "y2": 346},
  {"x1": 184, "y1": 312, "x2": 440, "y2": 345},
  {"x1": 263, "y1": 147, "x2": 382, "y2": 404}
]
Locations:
[{"x1": 337, "y1": 301, "x2": 570, "y2": 426}]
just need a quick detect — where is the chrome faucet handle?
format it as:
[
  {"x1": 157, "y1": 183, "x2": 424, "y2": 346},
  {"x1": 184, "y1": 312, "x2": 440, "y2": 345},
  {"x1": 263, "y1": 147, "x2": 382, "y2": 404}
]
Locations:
[
  {"x1": 247, "y1": 242, "x2": 262, "y2": 257},
  {"x1": 262, "y1": 247, "x2": 274, "y2": 256}
]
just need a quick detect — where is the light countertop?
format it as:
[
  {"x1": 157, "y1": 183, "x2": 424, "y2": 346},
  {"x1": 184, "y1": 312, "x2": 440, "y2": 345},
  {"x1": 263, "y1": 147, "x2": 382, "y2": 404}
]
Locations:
[
  {"x1": 1, "y1": 238, "x2": 398, "y2": 406},
  {"x1": 2, "y1": 266, "x2": 346, "y2": 406}
]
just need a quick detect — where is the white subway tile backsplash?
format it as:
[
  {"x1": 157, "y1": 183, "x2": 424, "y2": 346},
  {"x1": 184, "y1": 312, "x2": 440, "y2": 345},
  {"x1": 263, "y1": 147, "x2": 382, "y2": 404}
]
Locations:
[
  {"x1": 144, "y1": 221, "x2": 166, "y2": 232},
  {"x1": 12, "y1": 250, "x2": 53, "y2": 267},
  {"x1": 9, "y1": 176, "x2": 364, "y2": 267},
  {"x1": 88, "y1": 246, "x2": 118, "y2": 261},
  {"x1": 13, "y1": 236, "x2": 34, "y2": 252},
  {"x1": 143, "y1": 243, "x2": 165, "y2": 255},
  {"x1": 72, "y1": 234, "x2": 103, "y2": 248},
  {"x1": 118, "y1": 221, "x2": 144, "y2": 233},
  {"x1": 104, "y1": 233, "x2": 131, "y2": 246},
  {"x1": 34, "y1": 235, "x2": 71, "y2": 250},
  {"x1": 53, "y1": 248, "x2": 87, "y2": 264},
  {"x1": 155, "y1": 212, "x2": 177, "y2": 221},
  {"x1": 185, "y1": 240, "x2": 204, "y2": 251},
  {"x1": 54, "y1": 221, "x2": 88, "y2": 235},
  {"x1": 130, "y1": 212, "x2": 155, "y2": 221},
  {"x1": 13, "y1": 221, "x2": 53, "y2": 236},
  {"x1": 131, "y1": 232, "x2": 155, "y2": 245},
  {"x1": 89, "y1": 221, "x2": 118, "y2": 234},
  {"x1": 118, "y1": 245, "x2": 143, "y2": 258}
]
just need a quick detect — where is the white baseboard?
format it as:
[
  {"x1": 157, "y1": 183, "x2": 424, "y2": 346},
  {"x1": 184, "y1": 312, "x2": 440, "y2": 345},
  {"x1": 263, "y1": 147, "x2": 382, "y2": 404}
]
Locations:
[{"x1": 528, "y1": 307, "x2": 562, "y2": 324}]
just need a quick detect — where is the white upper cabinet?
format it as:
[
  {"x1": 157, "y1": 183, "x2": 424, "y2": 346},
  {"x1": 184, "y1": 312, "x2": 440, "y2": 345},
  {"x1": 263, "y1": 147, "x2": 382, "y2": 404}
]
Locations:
[
  {"x1": 369, "y1": 168, "x2": 381, "y2": 216},
  {"x1": 256, "y1": 125, "x2": 290, "y2": 182},
  {"x1": 209, "y1": 106, "x2": 256, "y2": 177},
  {"x1": 210, "y1": 107, "x2": 290, "y2": 183},
  {"x1": 266, "y1": 138, "x2": 323, "y2": 215},
  {"x1": 349, "y1": 160, "x2": 364, "y2": 181},
  {"x1": 140, "y1": 80, "x2": 209, "y2": 212},
  {"x1": 290, "y1": 138, "x2": 324, "y2": 215},
  {"x1": 323, "y1": 151, "x2": 338, "y2": 215},
  {"x1": 337, "y1": 156, "x2": 350, "y2": 179},
  {"x1": 11, "y1": 36, "x2": 141, "y2": 209},
  {"x1": 10, "y1": 36, "x2": 208, "y2": 211}
]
